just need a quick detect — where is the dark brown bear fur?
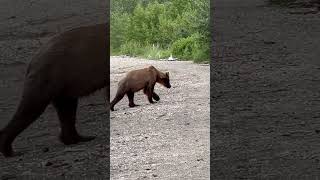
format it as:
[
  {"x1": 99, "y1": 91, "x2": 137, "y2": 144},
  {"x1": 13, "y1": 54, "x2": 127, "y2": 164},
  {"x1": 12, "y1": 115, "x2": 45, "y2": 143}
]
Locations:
[
  {"x1": 110, "y1": 66, "x2": 171, "y2": 111},
  {"x1": 0, "y1": 23, "x2": 109, "y2": 157}
]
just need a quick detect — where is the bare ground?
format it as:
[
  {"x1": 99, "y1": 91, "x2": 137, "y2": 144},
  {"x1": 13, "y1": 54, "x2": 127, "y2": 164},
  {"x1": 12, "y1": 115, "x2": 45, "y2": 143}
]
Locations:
[
  {"x1": 212, "y1": 0, "x2": 320, "y2": 179},
  {"x1": 110, "y1": 57, "x2": 210, "y2": 179}
]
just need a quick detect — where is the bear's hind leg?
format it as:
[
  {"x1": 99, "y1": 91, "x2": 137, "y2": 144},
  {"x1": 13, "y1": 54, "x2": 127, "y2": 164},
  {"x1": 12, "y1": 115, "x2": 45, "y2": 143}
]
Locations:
[
  {"x1": 127, "y1": 91, "x2": 137, "y2": 108},
  {"x1": 0, "y1": 84, "x2": 51, "y2": 157},
  {"x1": 53, "y1": 97, "x2": 95, "y2": 145},
  {"x1": 110, "y1": 90, "x2": 125, "y2": 111}
]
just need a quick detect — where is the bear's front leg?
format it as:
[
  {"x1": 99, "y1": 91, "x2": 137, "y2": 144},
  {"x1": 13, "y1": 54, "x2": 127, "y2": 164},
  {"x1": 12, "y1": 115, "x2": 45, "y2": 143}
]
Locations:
[
  {"x1": 147, "y1": 84, "x2": 155, "y2": 104},
  {"x1": 53, "y1": 97, "x2": 95, "y2": 145},
  {"x1": 148, "y1": 94, "x2": 154, "y2": 103}
]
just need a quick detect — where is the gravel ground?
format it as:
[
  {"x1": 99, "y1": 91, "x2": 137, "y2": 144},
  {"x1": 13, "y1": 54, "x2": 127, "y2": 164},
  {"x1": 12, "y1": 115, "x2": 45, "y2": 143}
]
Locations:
[
  {"x1": 110, "y1": 56, "x2": 210, "y2": 179},
  {"x1": 211, "y1": 0, "x2": 320, "y2": 179}
]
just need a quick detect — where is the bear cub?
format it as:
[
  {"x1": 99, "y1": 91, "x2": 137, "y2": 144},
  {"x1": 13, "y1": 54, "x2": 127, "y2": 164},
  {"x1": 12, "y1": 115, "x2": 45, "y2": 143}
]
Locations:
[{"x1": 110, "y1": 66, "x2": 171, "y2": 111}]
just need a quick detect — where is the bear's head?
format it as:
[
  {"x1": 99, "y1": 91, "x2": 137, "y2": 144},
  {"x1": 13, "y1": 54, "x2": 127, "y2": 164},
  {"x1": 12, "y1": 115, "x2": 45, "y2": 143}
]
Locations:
[{"x1": 158, "y1": 72, "x2": 171, "y2": 88}]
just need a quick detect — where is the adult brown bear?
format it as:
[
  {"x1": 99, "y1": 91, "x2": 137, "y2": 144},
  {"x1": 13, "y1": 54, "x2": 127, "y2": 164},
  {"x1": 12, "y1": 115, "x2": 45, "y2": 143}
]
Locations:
[
  {"x1": 0, "y1": 23, "x2": 109, "y2": 157},
  {"x1": 110, "y1": 66, "x2": 171, "y2": 111}
]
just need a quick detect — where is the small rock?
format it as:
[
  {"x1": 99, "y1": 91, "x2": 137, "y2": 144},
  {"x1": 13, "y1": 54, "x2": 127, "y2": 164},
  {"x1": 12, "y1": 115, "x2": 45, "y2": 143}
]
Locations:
[
  {"x1": 152, "y1": 174, "x2": 158, "y2": 177},
  {"x1": 145, "y1": 168, "x2": 151, "y2": 171},
  {"x1": 315, "y1": 130, "x2": 320, "y2": 134},
  {"x1": 42, "y1": 147, "x2": 49, "y2": 152},
  {"x1": 45, "y1": 161, "x2": 53, "y2": 166},
  {"x1": 263, "y1": 41, "x2": 276, "y2": 45}
]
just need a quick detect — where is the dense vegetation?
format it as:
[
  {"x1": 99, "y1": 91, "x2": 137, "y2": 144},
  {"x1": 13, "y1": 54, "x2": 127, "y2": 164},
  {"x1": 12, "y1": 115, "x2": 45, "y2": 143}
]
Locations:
[{"x1": 111, "y1": 0, "x2": 210, "y2": 63}]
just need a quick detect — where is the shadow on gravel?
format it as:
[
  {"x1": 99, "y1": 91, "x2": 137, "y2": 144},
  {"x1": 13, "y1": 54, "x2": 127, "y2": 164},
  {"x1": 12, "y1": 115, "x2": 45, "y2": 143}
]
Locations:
[{"x1": 268, "y1": 0, "x2": 320, "y2": 9}]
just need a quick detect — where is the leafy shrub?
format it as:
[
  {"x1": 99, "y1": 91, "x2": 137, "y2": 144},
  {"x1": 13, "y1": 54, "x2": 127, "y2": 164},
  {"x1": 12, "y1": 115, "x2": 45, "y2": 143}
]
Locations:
[
  {"x1": 171, "y1": 33, "x2": 209, "y2": 62},
  {"x1": 111, "y1": 0, "x2": 210, "y2": 62},
  {"x1": 119, "y1": 41, "x2": 144, "y2": 56}
]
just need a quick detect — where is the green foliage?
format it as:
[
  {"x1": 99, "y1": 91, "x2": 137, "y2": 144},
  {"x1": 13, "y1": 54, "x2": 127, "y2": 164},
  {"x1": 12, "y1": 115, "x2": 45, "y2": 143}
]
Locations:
[
  {"x1": 141, "y1": 44, "x2": 172, "y2": 60},
  {"x1": 111, "y1": 0, "x2": 210, "y2": 62},
  {"x1": 110, "y1": 12, "x2": 130, "y2": 53},
  {"x1": 171, "y1": 33, "x2": 210, "y2": 62},
  {"x1": 119, "y1": 41, "x2": 144, "y2": 56}
]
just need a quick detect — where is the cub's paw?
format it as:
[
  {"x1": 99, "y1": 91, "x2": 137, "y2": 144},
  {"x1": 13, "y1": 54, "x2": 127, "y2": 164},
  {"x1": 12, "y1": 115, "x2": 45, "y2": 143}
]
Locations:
[
  {"x1": 129, "y1": 104, "x2": 139, "y2": 108},
  {"x1": 153, "y1": 96, "x2": 160, "y2": 101}
]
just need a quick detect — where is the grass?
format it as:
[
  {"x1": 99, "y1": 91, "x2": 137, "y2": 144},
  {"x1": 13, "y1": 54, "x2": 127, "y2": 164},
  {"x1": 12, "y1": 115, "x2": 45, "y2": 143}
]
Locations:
[{"x1": 111, "y1": 41, "x2": 209, "y2": 63}]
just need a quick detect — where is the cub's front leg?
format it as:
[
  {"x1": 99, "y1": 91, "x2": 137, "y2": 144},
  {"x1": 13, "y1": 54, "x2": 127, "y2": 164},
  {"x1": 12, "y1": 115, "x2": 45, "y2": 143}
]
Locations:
[{"x1": 144, "y1": 83, "x2": 155, "y2": 104}]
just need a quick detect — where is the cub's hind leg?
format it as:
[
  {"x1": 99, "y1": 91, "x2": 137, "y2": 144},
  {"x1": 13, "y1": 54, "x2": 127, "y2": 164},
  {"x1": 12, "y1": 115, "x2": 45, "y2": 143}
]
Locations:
[
  {"x1": 110, "y1": 89, "x2": 126, "y2": 111},
  {"x1": 52, "y1": 97, "x2": 95, "y2": 145},
  {"x1": 127, "y1": 91, "x2": 137, "y2": 108}
]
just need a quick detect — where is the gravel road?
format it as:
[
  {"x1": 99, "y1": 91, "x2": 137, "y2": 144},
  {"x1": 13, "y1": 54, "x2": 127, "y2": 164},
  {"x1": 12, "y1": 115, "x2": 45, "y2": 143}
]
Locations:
[
  {"x1": 110, "y1": 57, "x2": 210, "y2": 179},
  {"x1": 212, "y1": 0, "x2": 320, "y2": 179}
]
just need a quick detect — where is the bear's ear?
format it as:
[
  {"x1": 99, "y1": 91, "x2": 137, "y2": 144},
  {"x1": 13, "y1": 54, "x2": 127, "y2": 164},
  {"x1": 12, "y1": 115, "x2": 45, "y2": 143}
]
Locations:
[{"x1": 166, "y1": 72, "x2": 169, "y2": 77}]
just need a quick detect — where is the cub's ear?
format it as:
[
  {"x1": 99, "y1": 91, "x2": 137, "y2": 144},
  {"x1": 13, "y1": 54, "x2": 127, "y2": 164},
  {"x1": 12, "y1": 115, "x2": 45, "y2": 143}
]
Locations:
[{"x1": 165, "y1": 72, "x2": 169, "y2": 77}]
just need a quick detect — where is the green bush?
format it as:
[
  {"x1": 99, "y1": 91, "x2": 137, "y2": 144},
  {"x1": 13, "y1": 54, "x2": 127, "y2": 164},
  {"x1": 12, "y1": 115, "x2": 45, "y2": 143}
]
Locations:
[
  {"x1": 171, "y1": 33, "x2": 209, "y2": 62},
  {"x1": 111, "y1": 0, "x2": 209, "y2": 62},
  {"x1": 119, "y1": 41, "x2": 144, "y2": 56},
  {"x1": 142, "y1": 44, "x2": 172, "y2": 60}
]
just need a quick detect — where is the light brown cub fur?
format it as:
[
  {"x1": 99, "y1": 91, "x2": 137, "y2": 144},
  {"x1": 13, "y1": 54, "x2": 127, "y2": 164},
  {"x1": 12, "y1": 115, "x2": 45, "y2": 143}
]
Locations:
[
  {"x1": 110, "y1": 66, "x2": 171, "y2": 111},
  {"x1": 0, "y1": 23, "x2": 109, "y2": 157}
]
